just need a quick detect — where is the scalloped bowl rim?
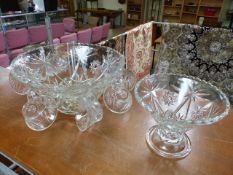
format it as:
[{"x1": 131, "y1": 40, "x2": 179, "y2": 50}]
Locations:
[
  {"x1": 9, "y1": 43, "x2": 125, "y2": 90},
  {"x1": 134, "y1": 73, "x2": 231, "y2": 126}
]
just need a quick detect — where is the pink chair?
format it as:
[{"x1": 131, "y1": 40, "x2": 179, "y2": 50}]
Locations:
[
  {"x1": 77, "y1": 29, "x2": 92, "y2": 44},
  {"x1": 60, "y1": 33, "x2": 77, "y2": 43},
  {"x1": 5, "y1": 28, "x2": 29, "y2": 61},
  {"x1": 101, "y1": 22, "x2": 111, "y2": 40},
  {"x1": 28, "y1": 25, "x2": 48, "y2": 44},
  {"x1": 51, "y1": 23, "x2": 65, "y2": 39},
  {"x1": 0, "y1": 32, "x2": 6, "y2": 53},
  {"x1": 0, "y1": 54, "x2": 10, "y2": 68},
  {"x1": 91, "y1": 26, "x2": 103, "y2": 44},
  {"x1": 0, "y1": 32, "x2": 9, "y2": 68},
  {"x1": 63, "y1": 17, "x2": 76, "y2": 34},
  {"x1": 52, "y1": 38, "x2": 61, "y2": 44},
  {"x1": 29, "y1": 25, "x2": 60, "y2": 45}
]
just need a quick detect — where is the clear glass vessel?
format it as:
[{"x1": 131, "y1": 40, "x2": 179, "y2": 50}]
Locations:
[
  {"x1": 103, "y1": 69, "x2": 135, "y2": 114},
  {"x1": 134, "y1": 73, "x2": 230, "y2": 159},
  {"x1": 9, "y1": 43, "x2": 125, "y2": 131},
  {"x1": 22, "y1": 96, "x2": 57, "y2": 131}
]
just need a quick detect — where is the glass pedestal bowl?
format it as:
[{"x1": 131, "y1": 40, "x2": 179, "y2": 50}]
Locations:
[
  {"x1": 9, "y1": 43, "x2": 125, "y2": 131},
  {"x1": 134, "y1": 73, "x2": 230, "y2": 159}
]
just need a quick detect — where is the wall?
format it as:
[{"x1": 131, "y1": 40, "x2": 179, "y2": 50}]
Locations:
[
  {"x1": 220, "y1": 0, "x2": 233, "y2": 27},
  {"x1": 33, "y1": 0, "x2": 45, "y2": 11},
  {"x1": 98, "y1": 0, "x2": 126, "y2": 11},
  {"x1": 18, "y1": 0, "x2": 45, "y2": 12},
  {"x1": 18, "y1": 0, "x2": 28, "y2": 11},
  {"x1": 98, "y1": 0, "x2": 127, "y2": 25}
]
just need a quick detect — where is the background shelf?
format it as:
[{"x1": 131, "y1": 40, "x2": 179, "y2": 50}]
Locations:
[
  {"x1": 127, "y1": 0, "x2": 144, "y2": 26},
  {"x1": 162, "y1": 0, "x2": 223, "y2": 26}
]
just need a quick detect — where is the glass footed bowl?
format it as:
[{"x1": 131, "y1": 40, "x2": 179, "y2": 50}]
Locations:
[
  {"x1": 9, "y1": 43, "x2": 125, "y2": 131},
  {"x1": 134, "y1": 73, "x2": 230, "y2": 159}
]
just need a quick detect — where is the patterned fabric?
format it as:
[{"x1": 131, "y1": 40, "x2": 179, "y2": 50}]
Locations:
[
  {"x1": 100, "y1": 22, "x2": 153, "y2": 81},
  {"x1": 126, "y1": 22, "x2": 153, "y2": 81},
  {"x1": 99, "y1": 33, "x2": 127, "y2": 55},
  {"x1": 156, "y1": 23, "x2": 233, "y2": 98}
]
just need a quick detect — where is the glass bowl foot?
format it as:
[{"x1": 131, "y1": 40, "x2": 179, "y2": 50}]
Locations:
[
  {"x1": 75, "y1": 100, "x2": 103, "y2": 132},
  {"x1": 103, "y1": 85, "x2": 132, "y2": 114},
  {"x1": 146, "y1": 125, "x2": 191, "y2": 159},
  {"x1": 22, "y1": 98, "x2": 57, "y2": 131}
]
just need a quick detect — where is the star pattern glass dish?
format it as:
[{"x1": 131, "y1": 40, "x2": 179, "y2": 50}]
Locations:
[
  {"x1": 134, "y1": 73, "x2": 230, "y2": 159},
  {"x1": 9, "y1": 43, "x2": 125, "y2": 131}
]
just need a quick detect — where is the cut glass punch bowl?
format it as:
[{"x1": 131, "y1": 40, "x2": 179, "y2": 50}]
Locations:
[
  {"x1": 134, "y1": 73, "x2": 230, "y2": 159},
  {"x1": 9, "y1": 43, "x2": 125, "y2": 131}
]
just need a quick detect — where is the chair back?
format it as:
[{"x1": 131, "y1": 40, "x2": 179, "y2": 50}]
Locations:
[
  {"x1": 60, "y1": 33, "x2": 77, "y2": 43},
  {"x1": 5, "y1": 28, "x2": 29, "y2": 49},
  {"x1": 51, "y1": 23, "x2": 65, "y2": 38},
  {"x1": 77, "y1": 29, "x2": 92, "y2": 44},
  {"x1": 63, "y1": 18, "x2": 76, "y2": 33},
  {"x1": 0, "y1": 32, "x2": 6, "y2": 53},
  {"x1": 53, "y1": 38, "x2": 61, "y2": 44},
  {"x1": 0, "y1": 54, "x2": 10, "y2": 68},
  {"x1": 91, "y1": 26, "x2": 103, "y2": 44},
  {"x1": 102, "y1": 22, "x2": 110, "y2": 40},
  {"x1": 28, "y1": 25, "x2": 48, "y2": 44}
]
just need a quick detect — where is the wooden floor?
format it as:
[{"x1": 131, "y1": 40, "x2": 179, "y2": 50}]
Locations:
[
  {"x1": 108, "y1": 26, "x2": 134, "y2": 39},
  {"x1": 77, "y1": 23, "x2": 134, "y2": 39}
]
